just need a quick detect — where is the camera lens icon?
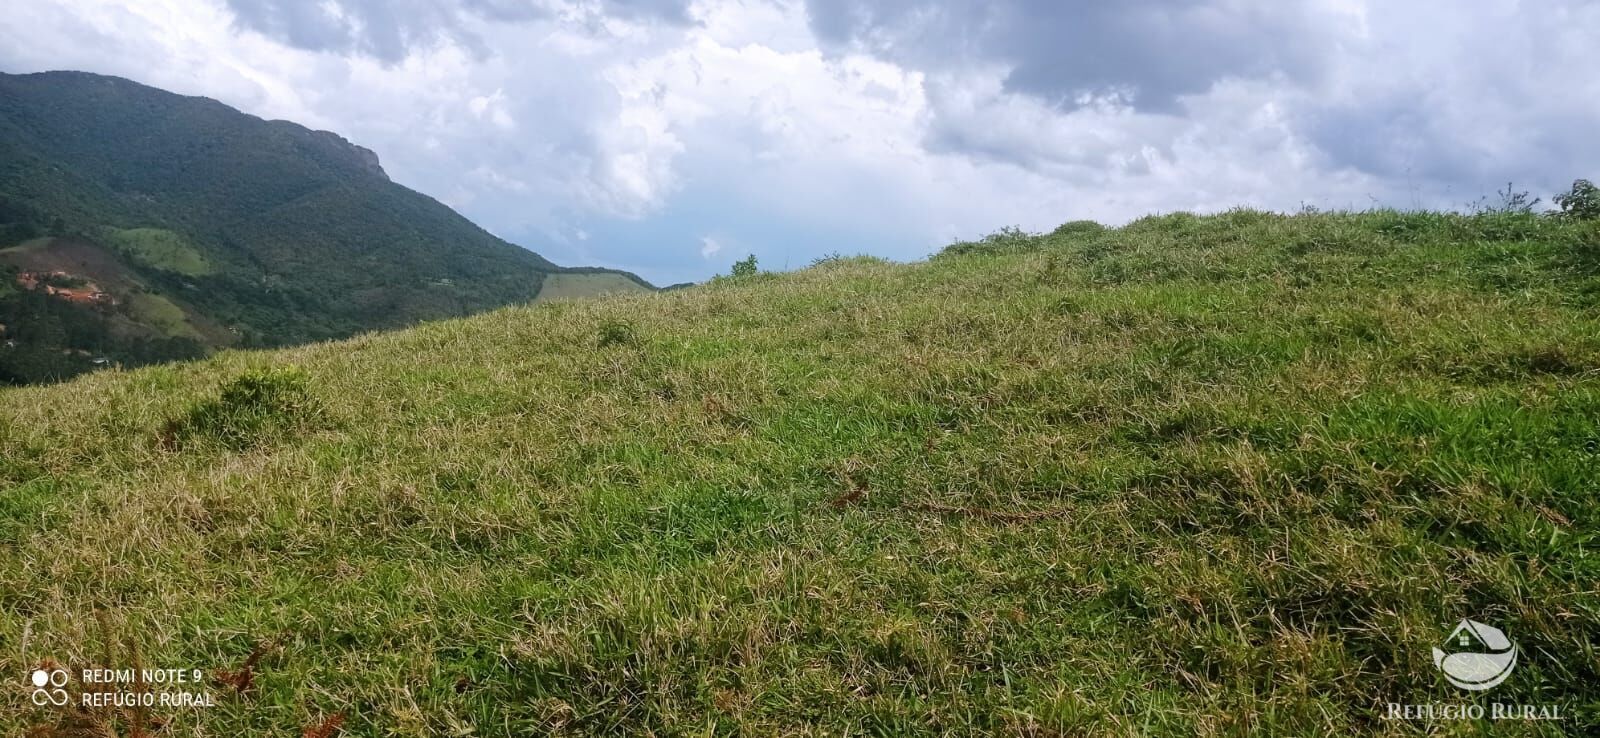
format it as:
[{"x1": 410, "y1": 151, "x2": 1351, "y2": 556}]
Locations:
[{"x1": 30, "y1": 669, "x2": 69, "y2": 706}]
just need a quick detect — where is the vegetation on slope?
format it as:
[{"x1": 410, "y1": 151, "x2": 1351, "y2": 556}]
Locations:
[
  {"x1": 3, "y1": 209, "x2": 1600, "y2": 735},
  {"x1": 535, "y1": 272, "x2": 655, "y2": 302},
  {"x1": 105, "y1": 228, "x2": 213, "y2": 276},
  {"x1": 0, "y1": 239, "x2": 211, "y2": 383}
]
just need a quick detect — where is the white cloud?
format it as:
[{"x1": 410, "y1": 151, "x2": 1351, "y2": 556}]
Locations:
[
  {"x1": 699, "y1": 236, "x2": 722, "y2": 258},
  {"x1": 2, "y1": 0, "x2": 1597, "y2": 284},
  {"x1": 467, "y1": 88, "x2": 515, "y2": 129}
]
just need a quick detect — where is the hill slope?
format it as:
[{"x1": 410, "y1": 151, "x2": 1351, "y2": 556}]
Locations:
[
  {"x1": 3, "y1": 210, "x2": 1599, "y2": 735},
  {"x1": 0, "y1": 70, "x2": 651, "y2": 383}
]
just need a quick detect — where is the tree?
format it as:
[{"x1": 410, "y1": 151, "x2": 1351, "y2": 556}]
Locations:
[
  {"x1": 1552, "y1": 179, "x2": 1600, "y2": 220},
  {"x1": 731, "y1": 254, "x2": 758, "y2": 278}
]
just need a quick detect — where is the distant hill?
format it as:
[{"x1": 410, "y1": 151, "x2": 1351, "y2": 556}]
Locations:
[{"x1": 0, "y1": 70, "x2": 651, "y2": 383}]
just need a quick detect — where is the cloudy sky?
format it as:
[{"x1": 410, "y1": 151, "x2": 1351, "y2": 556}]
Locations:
[{"x1": 2, "y1": 0, "x2": 1596, "y2": 284}]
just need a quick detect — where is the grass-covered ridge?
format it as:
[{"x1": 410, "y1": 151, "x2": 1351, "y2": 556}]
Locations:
[
  {"x1": 106, "y1": 227, "x2": 214, "y2": 276},
  {"x1": 3, "y1": 209, "x2": 1599, "y2": 736},
  {"x1": 535, "y1": 272, "x2": 655, "y2": 302}
]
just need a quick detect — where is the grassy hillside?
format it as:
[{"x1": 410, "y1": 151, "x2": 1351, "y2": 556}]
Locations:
[
  {"x1": 3, "y1": 210, "x2": 1599, "y2": 736},
  {"x1": 105, "y1": 228, "x2": 213, "y2": 276},
  {"x1": 536, "y1": 272, "x2": 656, "y2": 302}
]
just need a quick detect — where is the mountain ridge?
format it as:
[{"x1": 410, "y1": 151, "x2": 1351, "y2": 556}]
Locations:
[{"x1": 0, "y1": 69, "x2": 654, "y2": 384}]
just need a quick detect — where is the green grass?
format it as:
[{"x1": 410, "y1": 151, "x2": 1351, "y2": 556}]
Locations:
[
  {"x1": 3, "y1": 209, "x2": 1599, "y2": 736},
  {"x1": 107, "y1": 227, "x2": 213, "y2": 276},
  {"x1": 536, "y1": 272, "x2": 654, "y2": 302},
  {"x1": 126, "y1": 292, "x2": 204, "y2": 340}
]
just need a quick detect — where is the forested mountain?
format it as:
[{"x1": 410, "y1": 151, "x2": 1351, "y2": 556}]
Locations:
[{"x1": 0, "y1": 70, "x2": 650, "y2": 384}]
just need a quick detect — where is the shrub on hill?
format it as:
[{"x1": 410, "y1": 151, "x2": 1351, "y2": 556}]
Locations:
[
  {"x1": 159, "y1": 365, "x2": 321, "y2": 450},
  {"x1": 597, "y1": 319, "x2": 638, "y2": 348},
  {"x1": 937, "y1": 226, "x2": 1040, "y2": 258},
  {"x1": 731, "y1": 254, "x2": 759, "y2": 278},
  {"x1": 810, "y1": 253, "x2": 890, "y2": 269},
  {"x1": 1050, "y1": 220, "x2": 1106, "y2": 238},
  {"x1": 1553, "y1": 179, "x2": 1600, "y2": 221}
]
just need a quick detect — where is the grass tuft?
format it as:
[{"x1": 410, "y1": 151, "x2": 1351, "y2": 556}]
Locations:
[
  {"x1": 596, "y1": 319, "x2": 638, "y2": 348},
  {"x1": 159, "y1": 365, "x2": 321, "y2": 450}
]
